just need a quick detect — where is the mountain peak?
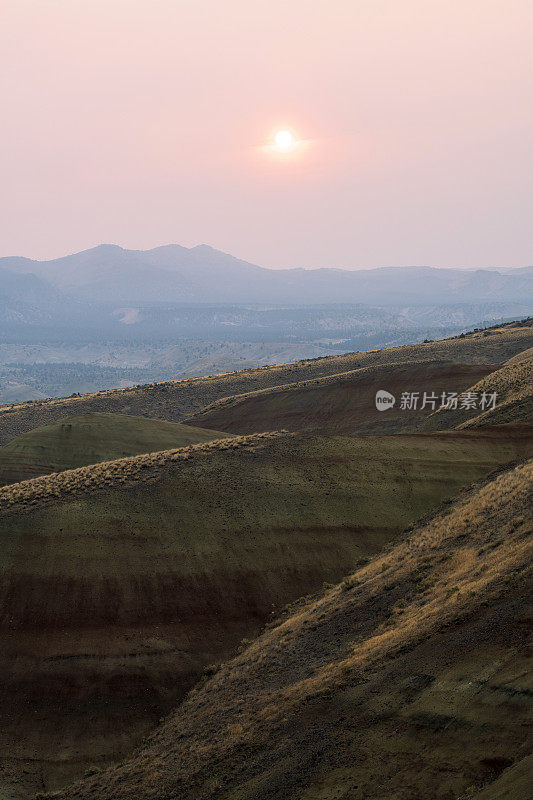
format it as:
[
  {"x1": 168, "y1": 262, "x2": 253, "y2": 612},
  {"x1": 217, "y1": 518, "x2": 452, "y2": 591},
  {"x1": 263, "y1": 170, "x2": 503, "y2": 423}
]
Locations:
[
  {"x1": 191, "y1": 244, "x2": 216, "y2": 252},
  {"x1": 90, "y1": 243, "x2": 124, "y2": 253}
]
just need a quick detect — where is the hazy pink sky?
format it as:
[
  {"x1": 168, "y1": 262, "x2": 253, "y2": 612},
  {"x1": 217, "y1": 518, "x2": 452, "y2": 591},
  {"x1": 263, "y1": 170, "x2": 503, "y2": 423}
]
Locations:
[{"x1": 1, "y1": 0, "x2": 532, "y2": 268}]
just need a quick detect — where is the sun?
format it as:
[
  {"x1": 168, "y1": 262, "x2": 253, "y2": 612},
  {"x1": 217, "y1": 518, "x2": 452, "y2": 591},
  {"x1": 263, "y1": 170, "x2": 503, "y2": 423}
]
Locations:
[
  {"x1": 261, "y1": 127, "x2": 305, "y2": 158},
  {"x1": 274, "y1": 129, "x2": 295, "y2": 151}
]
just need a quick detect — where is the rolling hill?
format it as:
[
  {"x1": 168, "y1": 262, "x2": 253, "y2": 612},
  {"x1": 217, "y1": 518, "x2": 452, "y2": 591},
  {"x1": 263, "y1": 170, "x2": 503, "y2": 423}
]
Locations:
[
  {"x1": 1, "y1": 428, "x2": 531, "y2": 797},
  {"x1": 1, "y1": 321, "x2": 532, "y2": 446},
  {"x1": 0, "y1": 412, "x2": 230, "y2": 485},
  {"x1": 424, "y1": 348, "x2": 533, "y2": 431},
  {"x1": 0, "y1": 320, "x2": 531, "y2": 799},
  {"x1": 41, "y1": 458, "x2": 533, "y2": 800},
  {"x1": 185, "y1": 360, "x2": 495, "y2": 435}
]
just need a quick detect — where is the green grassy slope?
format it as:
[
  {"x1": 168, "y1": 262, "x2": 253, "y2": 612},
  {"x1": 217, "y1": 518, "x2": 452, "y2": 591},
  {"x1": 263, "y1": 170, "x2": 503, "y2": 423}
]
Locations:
[
  {"x1": 46, "y1": 459, "x2": 533, "y2": 800},
  {"x1": 0, "y1": 428, "x2": 531, "y2": 796},
  {"x1": 0, "y1": 412, "x2": 231, "y2": 485},
  {"x1": 1, "y1": 321, "x2": 531, "y2": 445},
  {"x1": 185, "y1": 360, "x2": 495, "y2": 435}
]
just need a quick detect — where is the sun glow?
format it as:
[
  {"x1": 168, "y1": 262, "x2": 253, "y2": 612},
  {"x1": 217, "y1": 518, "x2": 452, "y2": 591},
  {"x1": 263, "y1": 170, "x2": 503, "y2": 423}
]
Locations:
[
  {"x1": 257, "y1": 127, "x2": 308, "y2": 159},
  {"x1": 274, "y1": 130, "x2": 295, "y2": 150}
]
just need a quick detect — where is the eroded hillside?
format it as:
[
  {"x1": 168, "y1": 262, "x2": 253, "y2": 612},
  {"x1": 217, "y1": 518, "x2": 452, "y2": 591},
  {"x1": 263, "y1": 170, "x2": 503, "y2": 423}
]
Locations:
[
  {"x1": 185, "y1": 360, "x2": 495, "y2": 435},
  {"x1": 1, "y1": 428, "x2": 531, "y2": 797},
  {"x1": 45, "y1": 459, "x2": 533, "y2": 800}
]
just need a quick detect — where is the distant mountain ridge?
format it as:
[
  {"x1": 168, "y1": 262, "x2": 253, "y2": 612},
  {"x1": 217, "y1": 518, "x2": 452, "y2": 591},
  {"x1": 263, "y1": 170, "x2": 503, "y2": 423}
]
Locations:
[
  {"x1": 0, "y1": 266, "x2": 64, "y2": 326},
  {"x1": 0, "y1": 267, "x2": 60, "y2": 305},
  {"x1": 2, "y1": 244, "x2": 532, "y2": 305}
]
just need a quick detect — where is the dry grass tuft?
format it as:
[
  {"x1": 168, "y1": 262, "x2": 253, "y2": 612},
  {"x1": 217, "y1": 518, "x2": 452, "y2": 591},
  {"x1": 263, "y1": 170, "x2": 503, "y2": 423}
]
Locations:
[{"x1": 0, "y1": 430, "x2": 292, "y2": 515}]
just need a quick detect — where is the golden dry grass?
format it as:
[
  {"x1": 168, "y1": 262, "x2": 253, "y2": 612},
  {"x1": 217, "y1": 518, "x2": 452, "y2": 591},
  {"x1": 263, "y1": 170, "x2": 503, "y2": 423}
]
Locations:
[{"x1": 423, "y1": 349, "x2": 532, "y2": 430}]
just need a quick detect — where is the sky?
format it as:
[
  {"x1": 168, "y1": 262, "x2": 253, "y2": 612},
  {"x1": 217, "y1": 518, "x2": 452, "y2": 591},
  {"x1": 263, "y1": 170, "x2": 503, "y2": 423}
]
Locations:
[{"x1": 1, "y1": 0, "x2": 532, "y2": 269}]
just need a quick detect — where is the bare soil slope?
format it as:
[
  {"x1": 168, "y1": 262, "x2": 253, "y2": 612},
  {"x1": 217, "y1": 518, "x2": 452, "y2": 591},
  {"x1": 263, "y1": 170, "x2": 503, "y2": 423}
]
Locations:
[
  {"x1": 0, "y1": 428, "x2": 531, "y2": 797},
  {"x1": 1, "y1": 322, "x2": 531, "y2": 445},
  {"x1": 46, "y1": 459, "x2": 532, "y2": 800},
  {"x1": 0, "y1": 412, "x2": 230, "y2": 485},
  {"x1": 185, "y1": 360, "x2": 495, "y2": 435}
]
